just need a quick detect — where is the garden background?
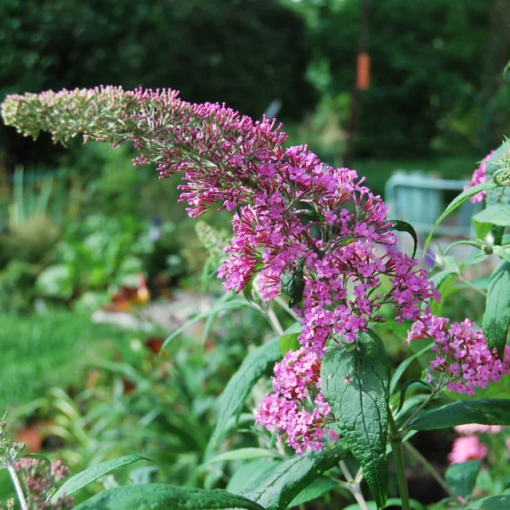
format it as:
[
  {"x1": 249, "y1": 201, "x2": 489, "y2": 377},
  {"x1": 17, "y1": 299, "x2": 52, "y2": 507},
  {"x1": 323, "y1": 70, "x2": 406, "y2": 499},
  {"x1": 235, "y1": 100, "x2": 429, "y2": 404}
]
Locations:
[{"x1": 1, "y1": 0, "x2": 510, "y2": 508}]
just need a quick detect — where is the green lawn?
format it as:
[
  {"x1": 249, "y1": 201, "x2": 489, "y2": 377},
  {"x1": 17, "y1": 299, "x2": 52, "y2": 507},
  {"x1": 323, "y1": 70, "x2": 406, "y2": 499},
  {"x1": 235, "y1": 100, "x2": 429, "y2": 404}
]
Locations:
[{"x1": 0, "y1": 311, "x2": 146, "y2": 412}]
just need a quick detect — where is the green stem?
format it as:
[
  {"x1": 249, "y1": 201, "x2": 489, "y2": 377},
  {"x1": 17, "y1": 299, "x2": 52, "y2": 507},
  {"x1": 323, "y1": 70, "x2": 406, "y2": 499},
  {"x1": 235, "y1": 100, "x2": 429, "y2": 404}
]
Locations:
[
  {"x1": 404, "y1": 442, "x2": 457, "y2": 499},
  {"x1": 266, "y1": 306, "x2": 283, "y2": 336},
  {"x1": 388, "y1": 411, "x2": 410, "y2": 510},
  {"x1": 339, "y1": 461, "x2": 370, "y2": 510},
  {"x1": 7, "y1": 463, "x2": 28, "y2": 510}
]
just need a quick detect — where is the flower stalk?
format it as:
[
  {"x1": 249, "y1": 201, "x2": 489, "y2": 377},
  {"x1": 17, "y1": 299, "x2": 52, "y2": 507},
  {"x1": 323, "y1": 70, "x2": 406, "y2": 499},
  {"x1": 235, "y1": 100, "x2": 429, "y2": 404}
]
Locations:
[{"x1": 388, "y1": 410, "x2": 410, "y2": 510}]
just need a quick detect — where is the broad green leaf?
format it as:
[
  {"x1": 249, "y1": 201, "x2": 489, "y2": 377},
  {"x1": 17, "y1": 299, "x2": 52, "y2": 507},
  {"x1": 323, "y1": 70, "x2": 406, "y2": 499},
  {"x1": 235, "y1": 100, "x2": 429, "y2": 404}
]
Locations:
[
  {"x1": 210, "y1": 338, "x2": 281, "y2": 446},
  {"x1": 73, "y1": 484, "x2": 264, "y2": 510},
  {"x1": 52, "y1": 455, "x2": 150, "y2": 502},
  {"x1": 280, "y1": 259, "x2": 305, "y2": 307},
  {"x1": 321, "y1": 331, "x2": 390, "y2": 510},
  {"x1": 472, "y1": 205, "x2": 510, "y2": 240},
  {"x1": 389, "y1": 220, "x2": 418, "y2": 258},
  {"x1": 240, "y1": 444, "x2": 346, "y2": 510},
  {"x1": 482, "y1": 260, "x2": 510, "y2": 358},
  {"x1": 445, "y1": 460, "x2": 482, "y2": 498},
  {"x1": 409, "y1": 399, "x2": 510, "y2": 430},
  {"x1": 390, "y1": 343, "x2": 433, "y2": 395},
  {"x1": 227, "y1": 460, "x2": 277, "y2": 495},
  {"x1": 465, "y1": 495, "x2": 510, "y2": 509},
  {"x1": 288, "y1": 477, "x2": 337, "y2": 507},
  {"x1": 423, "y1": 180, "x2": 500, "y2": 253},
  {"x1": 494, "y1": 246, "x2": 510, "y2": 264},
  {"x1": 278, "y1": 322, "x2": 302, "y2": 356},
  {"x1": 205, "y1": 448, "x2": 281, "y2": 465},
  {"x1": 36, "y1": 264, "x2": 73, "y2": 299}
]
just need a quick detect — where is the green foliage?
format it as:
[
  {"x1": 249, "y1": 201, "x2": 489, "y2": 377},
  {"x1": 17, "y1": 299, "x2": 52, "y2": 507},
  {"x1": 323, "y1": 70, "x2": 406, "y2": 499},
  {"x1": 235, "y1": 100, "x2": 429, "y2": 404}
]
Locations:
[
  {"x1": 485, "y1": 141, "x2": 510, "y2": 206},
  {"x1": 73, "y1": 484, "x2": 264, "y2": 510},
  {"x1": 389, "y1": 220, "x2": 418, "y2": 258},
  {"x1": 52, "y1": 455, "x2": 151, "y2": 502},
  {"x1": 0, "y1": 311, "x2": 142, "y2": 411},
  {"x1": 409, "y1": 399, "x2": 510, "y2": 430},
  {"x1": 424, "y1": 179, "x2": 500, "y2": 253},
  {"x1": 210, "y1": 337, "x2": 281, "y2": 447},
  {"x1": 321, "y1": 332, "x2": 390, "y2": 509},
  {"x1": 278, "y1": 323, "x2": 302, "y2": 356},
  {"x1": 465, "y1": 495, "x2": 510, "y2": 509},
  {"x1": 293, "y1": 0, "x2": 508, "y2": 158},
  {"x1": 239, "y1": 444, "x2": 346, "y2": 510},
  {"x1": 483, "y1": 261, "x2": 510, "y2": 358},
  {"x1": 444, "y1": 460, "x2": 482, "y2": 498}
]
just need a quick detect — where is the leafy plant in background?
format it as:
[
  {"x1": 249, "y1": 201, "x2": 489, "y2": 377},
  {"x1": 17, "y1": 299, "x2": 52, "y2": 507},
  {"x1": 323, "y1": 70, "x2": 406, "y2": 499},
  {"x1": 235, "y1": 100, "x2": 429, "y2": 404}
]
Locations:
[
  {"x1": 2, "y1": 86, "x2": 510, "y2": 510},
  {"x1": 0, "y1": 166, "x2": 64, "y2": 313}
]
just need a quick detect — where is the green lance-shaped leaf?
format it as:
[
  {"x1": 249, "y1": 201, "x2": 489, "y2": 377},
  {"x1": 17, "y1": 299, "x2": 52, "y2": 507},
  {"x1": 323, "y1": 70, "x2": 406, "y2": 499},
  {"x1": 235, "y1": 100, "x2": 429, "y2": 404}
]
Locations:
[
  {"x1": 210, "y1": 338, "x2": 281, "y2": 447},
  {"x1": 280, "y1": 259, "x2": 305, "y2": 307},
  {"x1": 388, "y1": 220, "x2": 418, "y2": 259},
  {"x1": 408, "y1": 399, "x2": 510, "y2": 430},
  {"x1": 445, "y1": 460, "x2": 482, "y2": 498},
  {"x1": 423, "y1": 180, "x2": 500, "y2": 254},
  {"x1": 287, "y1": 477, "x2": 337, "y2": 508},
  {"x1": 73, "y1": 484, "x2": 265, "y2": 510},
  {"x1": 472, "y1": 204, "x2": 510, "y2": 240},
  {"x1": 465, "y1": 495, "x2": 510, "y2": 509},
  {"x1": 204, "y1": 448, "x2": 281, "y2": 465},
  {"x1": 321, "y1": 331, "x2": 391, "y2": 510},
  {"x1": 278, "y1": 322, "x2": 302, "y2": 356},
  {"x1": 52, "y1": 455, "x2": 151, "y2": 502},
  {"x1": 483, "y1": 260, "x2": 510, "y2": 358},
  {"x1": 240, "y1": 444, "x2": 346, "y2": 510}
]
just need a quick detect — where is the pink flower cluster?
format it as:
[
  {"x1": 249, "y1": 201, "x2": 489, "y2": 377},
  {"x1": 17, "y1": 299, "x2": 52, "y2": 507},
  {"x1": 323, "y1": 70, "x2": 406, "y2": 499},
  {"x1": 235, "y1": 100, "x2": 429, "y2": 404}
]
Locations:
[
  {"x1": 13, "y1": 458, "x2": 73, "y2": 509},
  {"x1": 407, "y1": 314, "x2": 510, "y2": 395},
  {"x1": 1, "y1": 87, "x2": 439, "y2": 358},
  {"x1": 464, "y1": 151, "x2": 494, "y2": 203},
  {"x1": 215, "y1": 145, "x2": 438, "y2": 355},
  {"x1": 256, "y1": 348, "x2": 339, "y2": 455}
]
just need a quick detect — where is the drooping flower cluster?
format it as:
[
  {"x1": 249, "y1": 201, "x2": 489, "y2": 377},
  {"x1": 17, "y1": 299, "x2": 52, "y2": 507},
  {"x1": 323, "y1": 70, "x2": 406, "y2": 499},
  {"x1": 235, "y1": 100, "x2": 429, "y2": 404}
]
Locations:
[
  {"x1": 407, "y1": 314, "x2": 510, "y2": 395},
  {"x1": 464, "y1": 151, "x2": 494, "y2": 203},
  {"x1": 1, "y1": 87, "x2": 438, "y2": 359},
  {"x1": 13, "y1": 458, "x2": 73, "y2": 509},
  {"x1": 256, "y1": 348, "x2": 338, "y2": 455}
]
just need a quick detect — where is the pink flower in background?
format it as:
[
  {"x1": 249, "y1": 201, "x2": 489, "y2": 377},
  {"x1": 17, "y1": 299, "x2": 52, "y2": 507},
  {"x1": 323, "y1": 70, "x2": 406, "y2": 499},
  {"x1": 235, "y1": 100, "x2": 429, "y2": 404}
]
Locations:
[
  {"x1": 454, "y1": 424, "x2": 503, "y2": 435},
  {"x1": 464, "y1": 151, "x2": 494, "y2": 203},
  {"x1": 448, "y1": 436, "x2": 487, "y2": 464}
]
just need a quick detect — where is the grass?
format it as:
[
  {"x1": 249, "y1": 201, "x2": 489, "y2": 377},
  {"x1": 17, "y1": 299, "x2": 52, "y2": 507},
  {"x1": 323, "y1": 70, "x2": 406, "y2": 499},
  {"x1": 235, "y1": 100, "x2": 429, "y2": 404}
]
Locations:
[{"x1": 0, "y1": 311, "x2": 147, "y2": 412}]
